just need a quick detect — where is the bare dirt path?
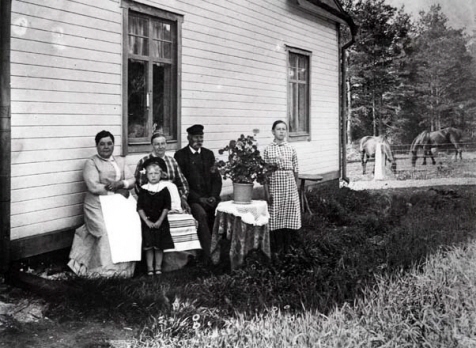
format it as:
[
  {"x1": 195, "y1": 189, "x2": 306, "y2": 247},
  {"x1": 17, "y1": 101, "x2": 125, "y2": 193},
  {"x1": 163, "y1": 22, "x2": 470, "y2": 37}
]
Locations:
[{"x1": 348, "y1": 177, "x2": 476, "y2": 190}]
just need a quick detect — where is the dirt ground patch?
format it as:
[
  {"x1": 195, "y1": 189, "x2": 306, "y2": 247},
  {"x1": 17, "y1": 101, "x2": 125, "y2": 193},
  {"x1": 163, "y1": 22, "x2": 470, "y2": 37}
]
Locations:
[
  {"x1": 1, "y1": 318, "x2": 137, "y2": 348},
  {"x1": 0, "y1": 272, "x2": 138, "y2": 348},
  {"x1": 346, "y1": 149, "x2": 476, "y2": 189}
]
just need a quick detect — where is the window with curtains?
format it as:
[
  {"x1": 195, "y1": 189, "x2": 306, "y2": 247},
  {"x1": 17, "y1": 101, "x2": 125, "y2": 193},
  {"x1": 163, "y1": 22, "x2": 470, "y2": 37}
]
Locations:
[
  {"x1": 287, "y1": 47, "x2": 311, "y2": 140},
  {"x1": 122, "y1": 1, "x2": 183, "y2": 153}
]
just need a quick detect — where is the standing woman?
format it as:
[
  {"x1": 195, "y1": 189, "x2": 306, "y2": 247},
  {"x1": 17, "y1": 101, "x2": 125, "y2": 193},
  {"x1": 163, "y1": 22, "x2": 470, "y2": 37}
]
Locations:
[{"x1": 263, "y1": 120, "x2": 301, "y2": 253}]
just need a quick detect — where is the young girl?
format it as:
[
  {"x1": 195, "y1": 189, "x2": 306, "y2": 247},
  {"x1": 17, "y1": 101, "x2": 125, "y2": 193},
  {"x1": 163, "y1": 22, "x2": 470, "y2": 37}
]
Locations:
[
  {"x1": 263, "y1": 120, "x2": 301, "y2": 254},
  {"x1": 137, "y1": 157, "x2": 174, "y2": 275}
]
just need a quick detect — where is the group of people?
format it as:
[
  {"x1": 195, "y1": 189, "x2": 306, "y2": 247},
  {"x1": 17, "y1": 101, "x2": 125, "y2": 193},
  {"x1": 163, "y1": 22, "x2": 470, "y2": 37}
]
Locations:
[{"x1": 68, "y1": 120, "x2": 302, "y2": 278}]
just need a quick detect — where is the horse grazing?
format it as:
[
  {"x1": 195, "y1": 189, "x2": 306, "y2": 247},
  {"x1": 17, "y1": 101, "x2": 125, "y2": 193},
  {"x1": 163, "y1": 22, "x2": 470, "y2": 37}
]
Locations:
[
  {"x1": 410, "y1": 127, "x2": 463, "y2": 167},
  {"x1": 359, "y1": 136, "x2": 397, "y2": 175}
]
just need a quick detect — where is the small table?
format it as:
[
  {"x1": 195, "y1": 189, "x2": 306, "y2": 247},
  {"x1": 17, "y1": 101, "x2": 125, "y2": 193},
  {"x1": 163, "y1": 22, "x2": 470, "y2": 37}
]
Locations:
[
  {"x1": 211, "y1": 200, "x2": 271, "y2": 270},
  {"x1": 298, "y1": 174, "x2": 323, "y2": 215}
]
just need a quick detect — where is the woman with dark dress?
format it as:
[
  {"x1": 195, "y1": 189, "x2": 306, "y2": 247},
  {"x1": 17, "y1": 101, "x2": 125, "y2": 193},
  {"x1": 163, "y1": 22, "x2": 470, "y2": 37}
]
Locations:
[{"x1": 137, "y1": 157, "x2": 174, "y2": 275}]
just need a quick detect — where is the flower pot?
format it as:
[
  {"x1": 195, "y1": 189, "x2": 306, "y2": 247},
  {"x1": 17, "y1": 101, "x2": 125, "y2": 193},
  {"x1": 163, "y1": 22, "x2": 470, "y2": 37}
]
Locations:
[{"x1": 233, "y1": 183, "x2": 253, "y2": 204}]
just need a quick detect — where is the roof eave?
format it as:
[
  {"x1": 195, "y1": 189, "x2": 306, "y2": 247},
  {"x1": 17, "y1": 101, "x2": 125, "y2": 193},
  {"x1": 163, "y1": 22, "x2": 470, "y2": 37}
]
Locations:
[{"x1": 296, "y1": 0, "x2": 358, "y2": 37}]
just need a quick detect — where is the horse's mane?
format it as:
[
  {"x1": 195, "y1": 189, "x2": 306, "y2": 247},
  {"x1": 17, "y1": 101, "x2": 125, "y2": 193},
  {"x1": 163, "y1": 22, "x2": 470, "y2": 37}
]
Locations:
[{"x1": 441, "y1": 127, "x2": 463, "y2": 140}]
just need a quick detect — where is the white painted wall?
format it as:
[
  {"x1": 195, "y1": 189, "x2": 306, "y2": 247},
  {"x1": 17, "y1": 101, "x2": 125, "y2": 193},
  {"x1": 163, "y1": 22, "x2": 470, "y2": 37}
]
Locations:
[{"x1": 10, "y1": 0, "x2": 340, "y2": 240}]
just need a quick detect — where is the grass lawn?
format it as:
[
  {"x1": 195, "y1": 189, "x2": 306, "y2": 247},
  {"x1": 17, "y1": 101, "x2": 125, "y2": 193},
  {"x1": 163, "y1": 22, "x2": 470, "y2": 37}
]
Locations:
[{"x1": 4, "y1": 185, "x2": 476, "y2": 347}]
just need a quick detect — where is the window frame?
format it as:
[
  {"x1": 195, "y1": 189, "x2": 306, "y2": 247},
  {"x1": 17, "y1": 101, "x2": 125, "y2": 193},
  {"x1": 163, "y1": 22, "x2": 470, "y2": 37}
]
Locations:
[
  {"x1": 286, "y1": 46, "x2": 312, "y2": 142},
  {"x1": 121, "y1": 0, "x2": 183, "y2": 154}
]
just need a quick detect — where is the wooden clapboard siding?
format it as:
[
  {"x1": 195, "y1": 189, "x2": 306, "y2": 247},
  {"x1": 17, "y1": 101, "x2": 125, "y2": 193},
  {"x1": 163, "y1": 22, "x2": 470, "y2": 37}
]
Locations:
[
  {"x1": 12, "y1": 25, "x2": 120, "y2": 54},
  {"x1": 185, "y1": 91, "x2": 285, "y2": 106},
  {"x1": 12, "y1": 126, "x2": 122, "y2": 139},
  {"x1": 12, "y1": 159, "x2": 87, "y2": 177},
  {"x1": 11, "y1": 0, "x2": 122, "y2": 242},
  {"x1": 12, "y1": 76, "x2": 121, "y2": 95},
  {"x1": 11, "y1": 64, "x2": 120, "y2": 85},
  {"x1": 11, "y1": 204, "x2": 83, "y2": 229},
  {"x1": 11, "y1": 11, "x2": 121, "y2": 45},
  {"x1": 14, "y1": 0, "x2": 121, "y2": 31},
  {"x1": 11, "y1": 38, "x2": 120, "y2": 64},
  {"x1": 12, "y1": 51, "x2": 120, "y2": 75},
  {"x1": 11, "y1": 136, "x2": 112, "y2": 152},
  {"x1": 12, "y1": 114, "x2": 122, "y2": 127},
  {"x1": 11, "y1": 170, "x2": 82, "y2": 190},
  {"x1": 12, "y1": 90, "x2": 120, "y2": 105},
  {"x1": 183, "y1": 79, "x2": 286, "y2": 96},
  {"x1": 12, "y1": 180, "x2": 86, "y2": 200},
  {"x1": 11, "y1": 216, "x2": 84, "y2": 240},
  {"x1": 12, "y1": 102, "x2": 121, "y2": 115},
  {"x1": 11, "y1": 192, "x2": 85, "y2": 215},
  {"x1": 9, "y1": 0, "x2": 344, "y2": 250},
  {"x1": 13, "y1": 148, "x2": 98, "y2": 165}
]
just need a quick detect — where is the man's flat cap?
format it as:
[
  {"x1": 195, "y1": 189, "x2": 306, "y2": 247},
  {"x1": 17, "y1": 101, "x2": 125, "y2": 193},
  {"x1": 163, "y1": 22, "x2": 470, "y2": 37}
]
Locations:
[{"x1": 186, "y1": 124, "x2": 204, "y2": 135}]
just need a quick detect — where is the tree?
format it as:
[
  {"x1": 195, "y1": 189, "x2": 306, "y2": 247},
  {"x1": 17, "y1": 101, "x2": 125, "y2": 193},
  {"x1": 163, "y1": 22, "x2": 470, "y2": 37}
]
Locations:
[
  {"x1": 406, "y1": 5, "x2": 476, "y2": 134},
  {"x1": 343, "y1": 0, "x2": 412, "y2": 142}
]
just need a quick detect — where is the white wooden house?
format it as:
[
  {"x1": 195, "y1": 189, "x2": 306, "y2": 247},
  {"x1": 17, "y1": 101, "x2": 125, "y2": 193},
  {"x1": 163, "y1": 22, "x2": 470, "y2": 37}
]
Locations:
[{"x1": 0, "y1": 0, "x2": 356, "y2": 269}]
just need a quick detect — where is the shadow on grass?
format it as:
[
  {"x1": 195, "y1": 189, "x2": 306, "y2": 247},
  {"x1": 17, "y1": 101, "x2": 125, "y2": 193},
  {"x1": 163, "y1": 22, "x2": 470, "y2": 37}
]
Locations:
[{"x1": 19, "y1": 185, "x2": 476, "y2": 337}]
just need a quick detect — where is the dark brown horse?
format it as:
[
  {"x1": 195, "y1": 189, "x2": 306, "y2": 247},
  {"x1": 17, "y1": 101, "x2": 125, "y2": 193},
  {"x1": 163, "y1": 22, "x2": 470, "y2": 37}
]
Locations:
[
  {"x1": 359, "y1": 136, "x2": 397, "y2": 175},
  {"x1": 410, "y1": 127, "x2": 463, "y2": 167}
]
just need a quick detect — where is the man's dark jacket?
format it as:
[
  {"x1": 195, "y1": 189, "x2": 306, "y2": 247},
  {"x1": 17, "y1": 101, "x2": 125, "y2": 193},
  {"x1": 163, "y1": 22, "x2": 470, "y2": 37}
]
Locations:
[{"x1": 174, "y1": 146, "x2": 222, "y2": 204}]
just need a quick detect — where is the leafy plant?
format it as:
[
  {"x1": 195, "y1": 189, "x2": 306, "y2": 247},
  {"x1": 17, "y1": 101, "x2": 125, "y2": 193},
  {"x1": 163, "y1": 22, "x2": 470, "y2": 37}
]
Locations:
[{"x1": 215, "y1": 134, "x2": 277, "y2": 185}]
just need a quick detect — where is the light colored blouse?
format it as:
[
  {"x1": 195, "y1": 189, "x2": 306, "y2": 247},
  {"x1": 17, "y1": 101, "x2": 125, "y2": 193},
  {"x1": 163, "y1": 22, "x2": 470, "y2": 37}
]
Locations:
[{"x1": 83, "y1": 155, "x2": 135, "y2": 207}]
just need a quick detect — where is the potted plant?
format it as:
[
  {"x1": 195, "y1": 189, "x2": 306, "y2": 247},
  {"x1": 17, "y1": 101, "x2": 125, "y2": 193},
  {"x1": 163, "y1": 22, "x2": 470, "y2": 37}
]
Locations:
[{"x1": 215, "y1": 134, "x2": 277, "y2": 204}]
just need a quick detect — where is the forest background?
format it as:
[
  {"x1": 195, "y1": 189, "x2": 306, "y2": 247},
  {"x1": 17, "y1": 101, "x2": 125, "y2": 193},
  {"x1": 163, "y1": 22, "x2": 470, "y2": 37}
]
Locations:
[{"x1": 341, "y1": 0, "x2": 476, "y2": 144}]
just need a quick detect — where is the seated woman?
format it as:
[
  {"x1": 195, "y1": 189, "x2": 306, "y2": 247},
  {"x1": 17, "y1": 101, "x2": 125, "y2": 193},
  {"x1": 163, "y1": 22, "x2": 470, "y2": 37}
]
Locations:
[
  {"x1": 135, "y1": 132, "x2": 201, "y2": 271},
  {"x1": 68, "y1": 130, "x2": 142, "y2": 278}
]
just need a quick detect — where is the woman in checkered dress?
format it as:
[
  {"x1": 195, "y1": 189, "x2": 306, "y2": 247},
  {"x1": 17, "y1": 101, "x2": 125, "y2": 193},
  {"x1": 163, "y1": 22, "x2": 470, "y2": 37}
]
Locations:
[{"x1": 263, "y1": 120, "x2": 301, "y2": 253}]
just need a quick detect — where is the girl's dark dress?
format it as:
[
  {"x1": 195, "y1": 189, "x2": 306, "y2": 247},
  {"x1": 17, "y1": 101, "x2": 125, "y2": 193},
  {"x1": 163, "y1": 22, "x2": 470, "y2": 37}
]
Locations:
[{"x1": 137, "y1": 187, "x2": 175, "y2": 250}]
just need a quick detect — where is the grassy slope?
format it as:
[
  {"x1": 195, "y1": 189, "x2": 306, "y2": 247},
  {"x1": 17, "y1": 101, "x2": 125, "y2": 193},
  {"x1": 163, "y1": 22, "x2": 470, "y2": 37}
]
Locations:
[
  {"x1": 172, "y1": 241, "x2": 476, "y2": 347},
  {"x1": 11, "y1": 185, "x2": 476, "y2": 347}
]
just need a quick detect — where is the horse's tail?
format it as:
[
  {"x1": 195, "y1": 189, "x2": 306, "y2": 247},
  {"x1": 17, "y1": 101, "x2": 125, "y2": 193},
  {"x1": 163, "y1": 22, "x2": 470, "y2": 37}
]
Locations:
[
  {"x1": 382, "y1": 140, "x2": 395, "y2": 161},
  {"x1": 382, "y1": 140, "x2": 398, "y2": 173},
  {"x1": 410, "y1": 130, "x2": 428, "y2": 154}
]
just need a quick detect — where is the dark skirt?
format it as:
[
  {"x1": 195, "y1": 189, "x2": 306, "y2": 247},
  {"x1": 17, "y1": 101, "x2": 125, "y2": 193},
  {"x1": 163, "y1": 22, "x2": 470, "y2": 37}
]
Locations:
[{"x1": 141, "y1": 219, "x2": 174, "y2": 250}]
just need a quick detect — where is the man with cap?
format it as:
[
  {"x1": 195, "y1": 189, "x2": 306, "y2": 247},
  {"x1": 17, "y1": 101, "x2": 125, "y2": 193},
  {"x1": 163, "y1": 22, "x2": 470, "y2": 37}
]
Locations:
[{"x1": 174, "y1": 124, "x2": 222, "y2": 259}]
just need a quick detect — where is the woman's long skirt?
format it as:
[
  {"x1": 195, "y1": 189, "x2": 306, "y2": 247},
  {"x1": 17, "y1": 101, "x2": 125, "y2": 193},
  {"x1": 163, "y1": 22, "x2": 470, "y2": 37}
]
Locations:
[{"x1": 268, "y1": 170, "x2": 301, "y2": 231}]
